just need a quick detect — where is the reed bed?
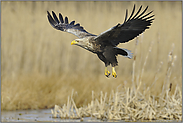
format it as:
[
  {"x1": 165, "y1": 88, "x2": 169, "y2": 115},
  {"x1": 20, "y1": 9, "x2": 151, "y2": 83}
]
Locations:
[
  {"x1": 1, "y1": 2, "x2": 182, "y2": 120},
  {"x1": 51, "y1": 85, "x2": 182, "y2": 121}
]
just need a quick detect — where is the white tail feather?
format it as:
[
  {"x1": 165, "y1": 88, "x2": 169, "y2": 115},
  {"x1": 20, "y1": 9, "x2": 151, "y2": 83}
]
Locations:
[{"x1": 114, "y1": 47, "x2": 133, "y2": 59}]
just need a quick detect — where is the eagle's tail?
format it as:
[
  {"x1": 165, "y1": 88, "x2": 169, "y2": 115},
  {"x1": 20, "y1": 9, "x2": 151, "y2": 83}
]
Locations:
[{"x1": 114, "y1": 47, "x2": 133, "y2": 59}]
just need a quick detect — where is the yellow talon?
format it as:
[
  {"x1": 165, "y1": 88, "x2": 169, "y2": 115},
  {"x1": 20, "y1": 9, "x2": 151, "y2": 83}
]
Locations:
[
  {"x1": 112, "y1": 67, "x2": 117, "y2": 78},
  {"x1": 105, "y1": 67, "x2": 110, "y2": 77}
]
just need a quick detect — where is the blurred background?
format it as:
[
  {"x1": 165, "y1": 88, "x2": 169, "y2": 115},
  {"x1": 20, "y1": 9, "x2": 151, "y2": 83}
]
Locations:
[{"x1": 1, "y1": 1, "x2": 182, "y2": 110}]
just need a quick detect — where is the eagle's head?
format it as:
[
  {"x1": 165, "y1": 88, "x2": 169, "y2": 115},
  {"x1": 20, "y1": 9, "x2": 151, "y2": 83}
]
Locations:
[
  {"x1": 71, "y1": 38, "x2": 93, "y2": 51},
  {"x1": 71, "y1": 38, "x2": 86, "y2": 46}
]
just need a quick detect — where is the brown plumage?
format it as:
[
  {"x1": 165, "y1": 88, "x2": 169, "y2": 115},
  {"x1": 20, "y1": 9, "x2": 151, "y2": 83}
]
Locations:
[{"x1": 47, "y1": 5, "x2": 154, "y2": 78}]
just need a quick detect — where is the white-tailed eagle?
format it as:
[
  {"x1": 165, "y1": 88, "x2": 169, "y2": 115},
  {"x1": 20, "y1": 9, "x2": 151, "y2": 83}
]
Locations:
[{"x1": 47, "y1": 5, "x2": 154, "y2": 78}]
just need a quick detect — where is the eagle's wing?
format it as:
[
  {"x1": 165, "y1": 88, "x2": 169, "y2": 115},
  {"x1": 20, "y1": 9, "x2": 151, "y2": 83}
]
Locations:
[
  {"x1": 47, "y1": 11, "x2": 96, "y2": 39},
  {"x1": 94, "y1": 5, "x2": 154, "y2": 46}
]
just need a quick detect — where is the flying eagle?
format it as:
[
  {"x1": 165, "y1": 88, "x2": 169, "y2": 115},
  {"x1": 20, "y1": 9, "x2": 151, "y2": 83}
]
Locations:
[{"x1": 47, "y1": 5, "x2": 154, "y2": 78}]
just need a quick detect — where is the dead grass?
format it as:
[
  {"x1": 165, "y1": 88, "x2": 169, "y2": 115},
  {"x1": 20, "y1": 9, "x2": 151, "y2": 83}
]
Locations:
[
  {"x1": 1, "y1": 1, "x2": 182, "y2": 118},
  {"x1": 51, "y1": 85, "x2": 182, "y2": 121}
]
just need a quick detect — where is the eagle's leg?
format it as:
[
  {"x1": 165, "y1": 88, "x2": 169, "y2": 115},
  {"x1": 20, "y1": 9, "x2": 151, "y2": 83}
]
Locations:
[
  {"x1": 112, "y1": 67, "x2": 117, "y2": 78},
  {"x1": 105, "y1": 67, "x2": 110, "y2": 77},
  {"x1": 97, "y1": 53, "x2": 111, "y2": 77}
]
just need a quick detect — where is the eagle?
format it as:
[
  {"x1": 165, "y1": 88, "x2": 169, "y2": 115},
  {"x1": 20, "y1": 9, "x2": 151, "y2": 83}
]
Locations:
[{"x1": 47, "y1": 5, "x2": 154, "y2": 78}]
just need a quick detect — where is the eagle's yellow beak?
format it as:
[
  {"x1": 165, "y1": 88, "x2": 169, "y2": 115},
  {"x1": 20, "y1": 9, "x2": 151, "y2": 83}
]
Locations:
[{"x1": 71, "y1": 40, "x2": 78, "y2": 45}]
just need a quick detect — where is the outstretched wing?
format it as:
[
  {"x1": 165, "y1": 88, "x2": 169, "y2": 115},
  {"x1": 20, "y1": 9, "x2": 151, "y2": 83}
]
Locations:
[
  {"x1": 47, "y1": 11, "x2": 96, "y2": 39},
  {"x1": 94, "y1": 5, "x2": 154, "y2": 46}
]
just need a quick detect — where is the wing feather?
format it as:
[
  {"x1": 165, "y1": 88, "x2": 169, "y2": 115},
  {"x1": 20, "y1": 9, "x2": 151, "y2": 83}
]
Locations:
[
  {"x1": 127, "y1": 4, "x2": 136, "y2": 21},
  {"x1": 140, "y1": 10, "x2": 154, "y2": 19},
  {"x1": 70, "y1": 21, "x2": 75, "y2": 25},
  {"x1": 136, "y1": 6, "x2": 149, "y2": 19},
  {"x1": 52, "y1": 11, "x2": 59, "y2": 24},
  {"x1": 123, "y1": 9, "x2": 128, "y2": 23},
  {"x1": 65, "y1": 17, "x2": 68, "y2": 24},
  {"x1": 59, "y1": 13, "x2": 64, "y2": 23},
  {"x1": 47, "y1": 11, "x2": 96, "y2": 38},
  {"x1": 94, "y1": 5, "x2": 154, "y2": 46},
  {"x1": 131, "y1": 5, "x2": 142, "y2": 19}
]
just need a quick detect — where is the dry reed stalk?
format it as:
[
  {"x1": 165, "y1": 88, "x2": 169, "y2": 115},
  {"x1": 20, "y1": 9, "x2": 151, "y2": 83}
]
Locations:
[
  {"x1": 139, "y1": 40, "x2": 154, "y2": 84},
  {"x1": 150, "y1": 61, "x2": 163, "y2": 89},
  {"x1": 132, "y1": 37, "x2": 139, "y2": 91},
  {"x1": 161, "y1": 43, "x2": 177, "y2": 98}
]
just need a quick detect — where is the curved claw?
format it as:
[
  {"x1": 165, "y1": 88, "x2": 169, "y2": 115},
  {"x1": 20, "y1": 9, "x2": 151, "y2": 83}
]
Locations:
[
  {"x1": 105, "y1": 67, "x2": 110, "y2": 77},
  {"x1": 105, "y1": 71, "x2": 110, "y2": 77},
  {"x1": 112, "y1": 67, "x2": 117, "y2": 78}
]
